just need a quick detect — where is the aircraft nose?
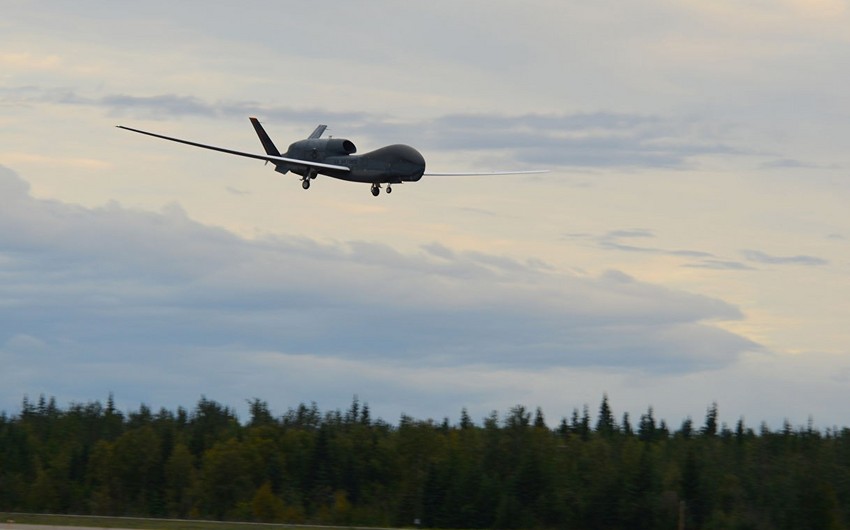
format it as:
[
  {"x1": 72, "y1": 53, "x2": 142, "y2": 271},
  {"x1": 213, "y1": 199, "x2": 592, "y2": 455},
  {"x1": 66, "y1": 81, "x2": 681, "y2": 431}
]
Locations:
[{"x1": 399, "y1": 146, "x2": 425, "y2": 181}]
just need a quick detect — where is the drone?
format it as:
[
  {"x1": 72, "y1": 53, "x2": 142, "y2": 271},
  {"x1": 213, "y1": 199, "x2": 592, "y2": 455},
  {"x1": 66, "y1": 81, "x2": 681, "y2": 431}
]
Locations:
[{"x1": 118, "y1": 118, "x2": 546, "y2": 196}]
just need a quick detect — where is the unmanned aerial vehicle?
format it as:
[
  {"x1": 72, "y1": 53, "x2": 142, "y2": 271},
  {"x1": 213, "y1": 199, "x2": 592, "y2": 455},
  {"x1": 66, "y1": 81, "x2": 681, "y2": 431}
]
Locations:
[{"x1": 118, "y1": 118, "x2": 546, "y2": 196}]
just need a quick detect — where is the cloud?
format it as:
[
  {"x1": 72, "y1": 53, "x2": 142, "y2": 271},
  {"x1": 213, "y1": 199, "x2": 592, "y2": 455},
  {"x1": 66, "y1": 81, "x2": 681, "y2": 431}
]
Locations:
[
  {"x1": 742, "y1": 249, "x2": 828, "y2": 266},
  {"x1": 606, "y1": 229, "x2": 656, "y2": 239},
  {"x1": 1, "y1": 88, "x2": 744, "y2": 170},
  {"x1": 0, "y1": 165, "x2": 760, "y2": 417},
  {"x1": 563, "y1": 231, "x2": 828, "y2": 273},
  {"x1": 683, "y1": 259, "x2": 756, "y2": 271},
  {"x1": 422, "y1": 112, "x2": 742, "y2": 168},
  {"x1": 101, "y1": 94, "x2": 219, "y2": 118},
  {"x1": 563, "y1": 229, "x2": 716, "y2": 259},
  {"x1": 759, "y1": 158, "x2": 819, "y2": 170},
  {"x1": 0, "y1": 53, "x2": 61, "y2": 71},
  {"x1": 0, "y1": 87, "x2": 373, "y2": 125},
  {"x1": 4, "y1": 334, "x2": 47, "y2": 352}
]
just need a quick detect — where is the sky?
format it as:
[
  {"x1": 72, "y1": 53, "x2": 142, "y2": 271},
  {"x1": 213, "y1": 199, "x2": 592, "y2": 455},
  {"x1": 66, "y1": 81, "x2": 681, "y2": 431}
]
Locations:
[{"x1": 2, "y1": 0, "x2": 850, "y2": 429}]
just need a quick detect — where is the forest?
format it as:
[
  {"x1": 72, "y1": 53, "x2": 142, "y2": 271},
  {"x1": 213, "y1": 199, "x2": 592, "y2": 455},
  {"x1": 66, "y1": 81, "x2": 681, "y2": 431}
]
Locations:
[{"x1": 1, "y1": 394, "x2": 848, "y2": 530}]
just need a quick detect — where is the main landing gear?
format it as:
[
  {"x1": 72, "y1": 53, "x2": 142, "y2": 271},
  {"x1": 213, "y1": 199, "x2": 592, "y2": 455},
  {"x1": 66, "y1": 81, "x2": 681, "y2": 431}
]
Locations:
[
  {"x1": 370, "y1": 183, "x2": 392, "y2": 197},
  {"x1": 301, "y1": 170, "x2": 317, "y2": 190}
]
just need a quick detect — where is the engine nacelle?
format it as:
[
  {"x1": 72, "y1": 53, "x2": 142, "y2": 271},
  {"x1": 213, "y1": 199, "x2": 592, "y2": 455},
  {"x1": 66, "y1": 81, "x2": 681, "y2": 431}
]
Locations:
[
  {"x1": 325, "y1": 138, "x2": 357, "y2": 155},
  {"x1": 286, "y1": 138, "x2": 357, "y2": 160}
]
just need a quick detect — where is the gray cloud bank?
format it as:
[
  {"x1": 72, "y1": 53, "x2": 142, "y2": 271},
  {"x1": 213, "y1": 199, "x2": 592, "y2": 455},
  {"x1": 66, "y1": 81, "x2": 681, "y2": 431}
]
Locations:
[
  {"x1": 3, "y1": 88, "x2": 738, "y2": 170},
  {"x1": 564, "y1": 230, "x2": 830, "y2": 271},
  {"x1": 742, "y1": 250, "x2": 828, "y2": 267},
  {"x1": 0, "y1": 165, "x2": 757, "y2": 413}
]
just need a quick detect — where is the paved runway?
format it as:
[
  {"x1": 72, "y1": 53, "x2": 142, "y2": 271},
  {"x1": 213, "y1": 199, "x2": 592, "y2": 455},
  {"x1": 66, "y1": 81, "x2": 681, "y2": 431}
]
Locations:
[
  {"x1": 3, "y1": 526, "x2": 121, "y2": 530},
  {"x1": 1, "y1": 520, "x2": 394, "y2": 530}
]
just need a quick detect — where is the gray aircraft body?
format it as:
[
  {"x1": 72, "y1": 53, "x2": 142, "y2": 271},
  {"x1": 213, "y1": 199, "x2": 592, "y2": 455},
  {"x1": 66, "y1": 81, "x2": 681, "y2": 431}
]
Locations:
[{"x1": 118, "y1": 118, "x2": 544, "y2": 196}]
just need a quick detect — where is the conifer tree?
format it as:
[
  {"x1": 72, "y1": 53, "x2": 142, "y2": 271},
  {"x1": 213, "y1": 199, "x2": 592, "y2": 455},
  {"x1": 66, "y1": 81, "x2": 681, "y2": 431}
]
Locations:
[
  {"x1": 701, "y1": 402, "x2": 718, "y2": 437},
  {"x1": 596, "y1": 394, "x2": 617, "y2": 436}
]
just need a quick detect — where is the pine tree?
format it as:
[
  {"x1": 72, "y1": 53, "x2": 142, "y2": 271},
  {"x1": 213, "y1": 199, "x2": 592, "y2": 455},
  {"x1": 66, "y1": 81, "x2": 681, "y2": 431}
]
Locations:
[
  {"x1": 534, "y1": 407, "x2": 547, "y2": 429},
  {"x1": 579, "y1": 405, "x2": 591, "y2": 440},
  {"x1": 459, "y1": 408, "x2": 473, "y2": 429},
  {"x1": 638, "y1": 407, "x2": 657, "y2": 442},
  {"x1": 701, "y1": 402, "x2": 718, "y2": 437},
  {"x1": 621, "y1": 412, "x2": 633, "y2": 436},
  {"x1": 596, "y1": 394, "x2": 617, "y2": 436}
]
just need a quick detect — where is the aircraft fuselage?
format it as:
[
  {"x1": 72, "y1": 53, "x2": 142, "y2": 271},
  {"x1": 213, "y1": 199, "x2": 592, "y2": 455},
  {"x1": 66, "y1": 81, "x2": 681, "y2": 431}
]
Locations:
[{"x1": 282, "y1": 139, "x2": 426, "y2": 185}]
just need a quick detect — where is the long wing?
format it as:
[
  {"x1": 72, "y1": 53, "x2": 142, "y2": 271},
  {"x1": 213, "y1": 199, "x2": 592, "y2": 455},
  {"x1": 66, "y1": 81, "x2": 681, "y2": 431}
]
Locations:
[
  {"x1": 116, "y1": 125, "x2": 350, "y2": 173},
  {"x1": 424, "y1": 170, "x2": 549, "y2": 176}
]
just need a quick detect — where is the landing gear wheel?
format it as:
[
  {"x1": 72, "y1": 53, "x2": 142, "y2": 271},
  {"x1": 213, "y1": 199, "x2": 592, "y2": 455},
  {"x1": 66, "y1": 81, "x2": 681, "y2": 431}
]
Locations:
[
  {"x1": 386, "y1": 185, "x2": 393, "y2": 194},
  {"x1": 370, "y1": 183, "x2": 380, "y2": 197},
  {"x1": 302, "y1": 179, "x2": 310, "y2": 190}
]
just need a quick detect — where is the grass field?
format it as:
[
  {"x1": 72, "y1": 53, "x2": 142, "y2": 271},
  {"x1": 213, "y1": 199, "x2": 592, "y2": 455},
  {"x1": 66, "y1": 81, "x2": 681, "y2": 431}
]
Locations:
[{"x1": 0, "y1": 513, "x2": 393, "y2": 530}]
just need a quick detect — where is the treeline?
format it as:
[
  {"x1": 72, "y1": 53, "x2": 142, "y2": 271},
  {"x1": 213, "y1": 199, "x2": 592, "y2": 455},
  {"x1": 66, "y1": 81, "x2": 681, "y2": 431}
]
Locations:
[{"x1": 1, "y1": 395, "x2": 848, "y2": 530}]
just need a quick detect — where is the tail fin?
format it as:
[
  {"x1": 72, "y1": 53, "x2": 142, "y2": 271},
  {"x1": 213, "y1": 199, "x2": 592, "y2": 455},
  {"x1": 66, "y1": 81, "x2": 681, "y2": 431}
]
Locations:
[{"x1": 249, "y1": 117, "x2": 281, "y2": 156}]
